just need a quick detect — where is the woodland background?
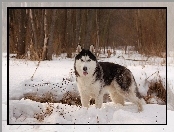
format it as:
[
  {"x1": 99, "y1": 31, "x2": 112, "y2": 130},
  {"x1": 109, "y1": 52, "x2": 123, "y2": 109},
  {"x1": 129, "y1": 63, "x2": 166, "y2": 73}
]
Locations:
[{"x1": 8, "y1": 8, "x2": 166, "y2": 60}]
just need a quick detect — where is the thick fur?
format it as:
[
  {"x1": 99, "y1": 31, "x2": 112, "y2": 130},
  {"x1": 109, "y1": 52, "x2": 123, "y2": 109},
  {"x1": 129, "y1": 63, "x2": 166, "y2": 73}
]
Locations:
[{"x1": 74, "y1": 45, "x2": 144, "y2": 112}]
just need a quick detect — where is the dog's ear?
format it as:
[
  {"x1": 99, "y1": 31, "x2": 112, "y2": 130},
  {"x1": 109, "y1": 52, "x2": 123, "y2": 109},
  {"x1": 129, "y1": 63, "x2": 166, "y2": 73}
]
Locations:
[
  {"x1": 89, "y1": 45, "x2": 95, "y2": 53},
  {"x1": 76, "y1": 44, "x2": 82, "y2": 53}
]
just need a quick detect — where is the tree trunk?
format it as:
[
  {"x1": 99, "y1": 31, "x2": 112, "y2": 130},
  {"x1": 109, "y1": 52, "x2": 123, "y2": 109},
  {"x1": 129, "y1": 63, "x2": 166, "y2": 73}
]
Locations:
[
  {"x1": 39, "y1": 9, "x2": 45, "y2": 49},
  {"x1": 9, "y1": 10, "x2": 16, "y2": 53},
  {"x1": 42, "y1": 37, "x2": 48, "y2": 61},
  {"x1": 29, "y1": 9, "x2": 38, "y2": 50},
  {"x1": 61, "y1": 9, "x2": 67, "y2": 53},
  {"x1": 85, "y1": 9, "x2": 94, "y2": 49},
  {"x1": 103, "y1": 10, "x2": 111, "y2": 54},
  {"x1": 96, "y1": 9, "x2": 99, "y2": 53},
  {"x1": 66, "y1": 9, "x2": 73, "y2": 58},
  {"x1": 76, "y1": 9, "x2": 81, "y2": 45},
  {"x1": 135, "y1": 9, "x2": 142, "y2": 53},
  {"x1": 17, "y1": 9, "x2": 27, "y2": 58},
  {"x1": 41, "y1": 9, "x2": 48, "y2": 60},
  {"x1": 47, "y1": 9, "x2": 57, "y2": 60},
  {"x1": 80, "y1": 10, "x2": 87, "y2": 49}
]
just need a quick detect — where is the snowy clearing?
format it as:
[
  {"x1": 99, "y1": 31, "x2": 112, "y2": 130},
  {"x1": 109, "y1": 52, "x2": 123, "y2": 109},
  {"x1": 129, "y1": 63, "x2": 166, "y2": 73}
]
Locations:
[{"x1": 2, "y1": 51, "x2": 174, "y2": 131}]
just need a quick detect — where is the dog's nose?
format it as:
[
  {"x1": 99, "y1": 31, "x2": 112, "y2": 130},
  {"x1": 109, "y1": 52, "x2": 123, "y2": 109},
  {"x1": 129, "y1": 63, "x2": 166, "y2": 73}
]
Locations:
[{"x1": 83, "y1": 66, "x2": 87, "y2": 71}]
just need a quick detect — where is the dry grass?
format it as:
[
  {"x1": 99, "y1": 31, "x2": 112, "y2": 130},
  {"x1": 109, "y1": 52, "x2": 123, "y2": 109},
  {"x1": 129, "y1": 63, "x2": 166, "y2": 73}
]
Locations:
[
  {"x1": 24, "y1": 90, "x2": 82, "y2": 106},
  {"x1": 24, "y1": 92, "x2": 57, "y2": 103},
  {"x1": 34, "y1": 103, "x2": 54, "y2": 122},
  {"x1": 24, "y1": 90, "x2": 112, "y2": 108},
  {"x1": 59, "y1": 91, "x2": 81, "y2": 106},
  {"x1": 144, "y1": 79, "x2": 166, "y2": 105}
]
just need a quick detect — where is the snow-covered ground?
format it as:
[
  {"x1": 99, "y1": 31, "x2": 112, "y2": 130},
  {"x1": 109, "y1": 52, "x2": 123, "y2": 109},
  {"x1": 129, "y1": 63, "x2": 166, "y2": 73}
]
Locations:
[{"x1": 2, "y1": 51, "x2": 174, "y2": 131}]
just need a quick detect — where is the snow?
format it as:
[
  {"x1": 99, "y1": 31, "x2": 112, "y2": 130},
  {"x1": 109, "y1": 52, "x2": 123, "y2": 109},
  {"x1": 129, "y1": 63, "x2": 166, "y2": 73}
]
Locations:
[
  {"x1": 2, "y1": 51, "x2": 174, "y2": 131},
  {"x1": 8, "y1": 100, "x2": 166, "y2": 124}
]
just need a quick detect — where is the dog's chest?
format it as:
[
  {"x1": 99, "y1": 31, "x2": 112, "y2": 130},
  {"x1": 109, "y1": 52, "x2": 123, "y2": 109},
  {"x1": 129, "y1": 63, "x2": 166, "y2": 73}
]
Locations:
[{"x1": 77, "y1": 77, "x2": 101, "y2": 96}]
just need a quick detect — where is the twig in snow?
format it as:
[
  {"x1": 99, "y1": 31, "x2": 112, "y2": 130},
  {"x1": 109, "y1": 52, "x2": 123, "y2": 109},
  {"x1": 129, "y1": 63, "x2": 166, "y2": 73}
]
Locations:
[
  {"x1": 31, "y1": 60, "x2": 41, "y2": 81},
  {"x1": 145, "y1": 71, "x2": 159, "y2": 81}
]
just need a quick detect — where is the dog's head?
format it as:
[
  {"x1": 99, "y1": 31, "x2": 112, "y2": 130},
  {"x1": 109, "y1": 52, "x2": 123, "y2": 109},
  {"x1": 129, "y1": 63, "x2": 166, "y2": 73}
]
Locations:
[{"x1": 74, "y1": 45, "x2": 97, "y2": 77}]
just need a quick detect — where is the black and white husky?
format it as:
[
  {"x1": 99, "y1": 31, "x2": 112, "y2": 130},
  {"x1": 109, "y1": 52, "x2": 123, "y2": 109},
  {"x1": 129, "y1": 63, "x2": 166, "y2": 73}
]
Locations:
[{"x1": 74, "y1": 45, "x2": 144, "y2": 112}]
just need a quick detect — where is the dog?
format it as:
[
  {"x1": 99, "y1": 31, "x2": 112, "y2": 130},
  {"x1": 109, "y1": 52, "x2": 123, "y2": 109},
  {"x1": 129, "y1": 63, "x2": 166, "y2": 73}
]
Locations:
[{"x1": 74, "y1": 45, "x2": 144, "y2": 112}]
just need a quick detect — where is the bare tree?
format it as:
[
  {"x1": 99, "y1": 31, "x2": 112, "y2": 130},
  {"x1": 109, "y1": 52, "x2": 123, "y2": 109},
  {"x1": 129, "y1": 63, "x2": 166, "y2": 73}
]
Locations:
[
  {"x1": 42, "y1": 9, "x2": 48, "y2": 61},
  {"x1": 9, "y1": 9, "x2": 166, "y2": 59},
  {"x1": 85, "y1": 9, "x2": 94, "y2": 49},
  {"x1": 17, "y1": 9, "x2": 27, "y2": 58},
  {"x1": 29, "y1": 9, "x2": 38, "y2": 50},
  {"x1": 76, "y1": 9, "x2": 81, "y2": 45},
  {"x1": 47, "y1": 9, "x2": 57, "y2": 60},
  {"x1": 39, "y1": 9, "x2": 45, "y2": 49},
  {"x1": 95, "y1": 9, "x2": 100, "y2": 53},
  {"x1": 66, "y1": 9, "x2": 72, "y2": 58}
]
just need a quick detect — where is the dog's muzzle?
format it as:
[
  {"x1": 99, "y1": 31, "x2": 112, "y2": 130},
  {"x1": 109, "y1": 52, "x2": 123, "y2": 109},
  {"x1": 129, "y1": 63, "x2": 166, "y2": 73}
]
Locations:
[{"x1": 83, "y1": 66, "x2": 88, "y2": 76}]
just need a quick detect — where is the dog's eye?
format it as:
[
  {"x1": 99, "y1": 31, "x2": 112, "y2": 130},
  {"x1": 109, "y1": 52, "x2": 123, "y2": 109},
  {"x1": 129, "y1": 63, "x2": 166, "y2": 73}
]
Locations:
[
  {"x1": 81, "y1": 59, "x2": 84, "y2": 62},
  {"x1": 87, "y1": 59, "x2": 91, "y2": 62}
]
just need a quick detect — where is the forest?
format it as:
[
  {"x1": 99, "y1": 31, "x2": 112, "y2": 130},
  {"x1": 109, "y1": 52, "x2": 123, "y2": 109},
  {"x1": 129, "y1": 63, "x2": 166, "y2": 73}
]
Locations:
[
  {"x1": 6, "y1": 7, "x2": 171, "y2": 126},
  {"x1": 8, "y1": 8, "x2": 166, "y2": 60}
]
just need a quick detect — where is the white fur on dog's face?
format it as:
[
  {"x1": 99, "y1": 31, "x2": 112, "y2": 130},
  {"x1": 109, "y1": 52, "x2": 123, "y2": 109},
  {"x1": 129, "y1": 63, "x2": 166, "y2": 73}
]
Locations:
[{"x1": 75, "y1": 55, "x2": 97, "y2": 77}]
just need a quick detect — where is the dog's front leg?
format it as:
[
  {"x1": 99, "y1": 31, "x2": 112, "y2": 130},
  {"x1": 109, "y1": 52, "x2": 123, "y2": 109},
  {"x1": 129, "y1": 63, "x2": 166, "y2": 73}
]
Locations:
[
  {"x1": 80, "y1": 93, "x2": 90, "y2": 108},
  {"x1": 95, "y1": 94, "x2": 103, "y2": 109}
]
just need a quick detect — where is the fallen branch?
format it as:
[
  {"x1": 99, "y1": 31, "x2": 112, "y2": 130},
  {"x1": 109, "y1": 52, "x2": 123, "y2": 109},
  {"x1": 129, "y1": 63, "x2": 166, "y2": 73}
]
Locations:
[
  {"x1": 125, "y1": 58, "x2": 148, "y2": 61},
  {"x1": 117, "y1": 55, "x2": 149, "y2": 61}
]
